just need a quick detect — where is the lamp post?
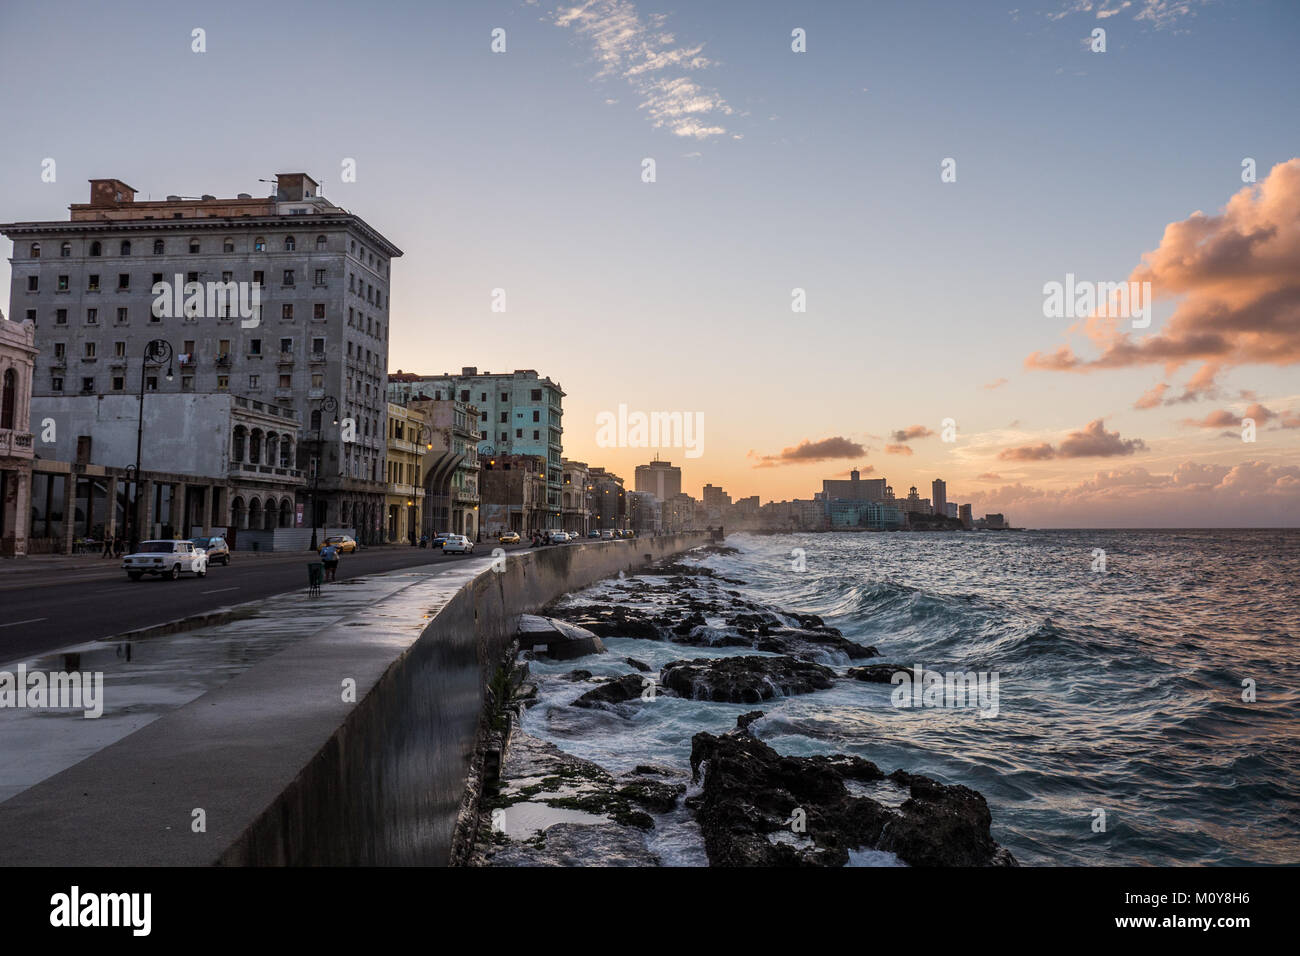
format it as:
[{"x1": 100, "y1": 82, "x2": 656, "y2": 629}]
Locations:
[
  {"x1": 128, "y1": 340, "x2": 173, "y2": 551},
  {"x1": 309, "y1": 395, "x2": 338, "y2": 551}
]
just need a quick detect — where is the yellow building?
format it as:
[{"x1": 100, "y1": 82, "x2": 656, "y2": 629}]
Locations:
[{"x1": 385, "y1": 402, "x2": 429, "y2": 544}]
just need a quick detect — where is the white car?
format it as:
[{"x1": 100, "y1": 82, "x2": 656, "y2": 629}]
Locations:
[
  {"x1": 123, "y1": 539, "x2": 208, "y2": 580},
  {"x1": 547, "y1": 530, "x2": 569, "y2": 544},
  {"x1": 600, "y1": 529, "x2": 615, "y2": 540},
  {"x1": 442, "y1": 534, "x2": 474, "y2": 554}
]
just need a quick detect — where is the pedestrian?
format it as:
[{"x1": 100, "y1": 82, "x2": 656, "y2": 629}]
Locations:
[
  {"x1": 420, "y1": 533, "x2": 428, "y2": 549},
  {"x1": 101, "y1": 535, "x2": 114, "y2": 559},
  {"x1": 319, "y1": 541, "x2": 340, "y2": 582}
]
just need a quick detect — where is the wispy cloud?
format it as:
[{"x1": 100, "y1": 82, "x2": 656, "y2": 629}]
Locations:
[
  {"x1": 550, "y1": 0, "x2": 735, "y2": 139},
  {"x1": 1048, "y1": 0, "x2": 1212, "y2": 29}
]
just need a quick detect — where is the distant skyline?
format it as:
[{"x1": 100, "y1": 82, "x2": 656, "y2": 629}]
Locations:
[{"x1": 2, "y1": 0, "x2": 1298, "y2": 526}]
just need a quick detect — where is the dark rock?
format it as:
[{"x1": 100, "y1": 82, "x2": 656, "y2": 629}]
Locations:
[
  {"x1": 757, "y1": 629, "x2": 880, "y2": 661},
  {"x1": 562, "y1": 669, "x2": 593, "y2": 682},
  {"x1": 571, "y1": 673, "x2": 650, "y2": 709},
  {"x1": 624, "y1": 657, "x2": 651, "y2": 672},
  {"x1": 617, "y1": 779, "x2": 686, "y2": 813},
  {"x1": 659, "y1": 655, "x2": 836, "y2": 704},
  {"x1": 687, "y1": 729, "x2": 1016, "y2": 867},
  {"x1": 736, "y1": 710, "x2": 765, "y2": 730},
  {"x1": 845, "y1": 664, "x2": 902, "y2": 683}
]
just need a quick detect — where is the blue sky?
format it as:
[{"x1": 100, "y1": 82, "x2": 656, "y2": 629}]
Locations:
[{"x1": 2, "y1": 0, "x2": 1298, "y2": 524}]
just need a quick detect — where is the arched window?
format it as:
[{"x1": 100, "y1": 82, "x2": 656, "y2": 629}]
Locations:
[
  {"x1": 29, "y1": 243, "x2": 40, "y2": 258},
  {"x1": 188, "y1": 238, "x2": 200, "y2": 254},
  {"x1": 248, "y1": 498, "x2": 262, "y2": 529},
  {"x1": 254, "y1": 237, "x2": 266, "y2": 252},
  {"x1": 232, "y1": 425, "x2": 247, "y2": 461},
  {"x1": 279, "y1": 499, "x2": 293, "y2": 528},
  {"x1": 231, "y1": 496, "x2": 247, "y2": 529},
  {"x1": 279, "y1": 438, "x2": 293, "y2": 468},
  {"x1": 1, "y1": 369, "x2": 16, "y2": 429},
  {"x1": 315, "y1": 235, "x2": 326, "y2": 250},
  {"x1": 60, "y1": 242, "x2": 71, "y2": 257},
  {"x1": 284, "y1": 236, "x2": 296, "y2": 251},
  {"x1": 119, "y1": 240, "x2": 131, "y2": 256},
  {"x1": 153, "y1": 239, "x2": 164, "y2": 255},
  {"x1": 89, "y1": 241, "x2": 102, "y2": 257},
  {"x1": 249, "y1": 429, "x2": 263, "y2": 464},
  {"x1": 223, "y1": 238, "x2": 234, "y2": 253}
]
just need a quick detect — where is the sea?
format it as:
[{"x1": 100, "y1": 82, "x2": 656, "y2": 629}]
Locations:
[{"x1": 519, "y1": 529, "x2": 1300, "y2": 866}]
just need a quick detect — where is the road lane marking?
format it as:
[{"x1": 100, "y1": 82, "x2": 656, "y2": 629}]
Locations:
[
  {"x1": 201, "y1": 587, "x2": 240, "y2": 595},
  {"x1": 0, "y1": 617, "x2": 47, "y2": 628}
]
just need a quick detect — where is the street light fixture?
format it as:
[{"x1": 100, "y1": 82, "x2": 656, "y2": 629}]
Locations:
[
  {"x1": 309, "y1": 395, "x2": 338, "y2": 551},
  {"x1": 127, "y1": 339, "x2": 173, "y2": 551}
]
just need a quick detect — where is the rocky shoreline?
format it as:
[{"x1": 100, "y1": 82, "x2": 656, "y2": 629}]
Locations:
[{"x1": 469, "y1": 546, "x2": 1017, "y2": 867}]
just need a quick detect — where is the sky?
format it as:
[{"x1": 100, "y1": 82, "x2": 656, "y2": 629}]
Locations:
[{"x1": 1, "y1": 0, "x2": 1298, "y2": 526}]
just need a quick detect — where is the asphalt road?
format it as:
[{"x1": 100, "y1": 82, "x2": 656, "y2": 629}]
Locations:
[{"x1": 0, "y1": 542, "x2": 535, "y2": 666}]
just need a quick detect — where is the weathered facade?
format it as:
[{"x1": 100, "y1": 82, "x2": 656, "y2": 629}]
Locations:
[
  {"x1": 560, "y1": 458, "x2": 590, "y2": 535},
  {"x1": 479, "y1": 453, "x2": 547, "y2": 537},
  {"x1": 389, "y1": 367, "x2": 563, "y2": 529},
  {"x1": 384, "y1": 402, "x2": 427, "y2": 544},
  {"x1": 405, "y1": 398, "x2": 480, "y2": 539},
  {"x1": 1, "y1": 173, "x2": 401, "y2": 545},
  {"x1": 0, "y1": 313, "x2": 37, "y2": 556}
]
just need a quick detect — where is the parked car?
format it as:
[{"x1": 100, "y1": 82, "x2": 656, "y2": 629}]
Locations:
[
  {"x1": 123, "y1": 539, "x2": 207, "y2": 581},
  {"x1": 325, "y1": 534, "x2": 358, "y2": 553},
  {"x1": 587, "y1": 530, "x2": 601, "y2": 539},
  {"x1": 498, "y1": 531, "x2": 521, "y2": 544},
  {"x1": 546, "y1": 530, "x2": 569, "y2": 544},
  {"x1": 431, "y1": 532, "x2": 454, "y2": 549},
  {"x1": 600, "y1": 529, "x2": 615, "y2": 540},
  {"x1": 190, "y1": 535, "x2": 230, "y2": 566},
  {"x1": 442, "y1": 534, "x2": 474, "y2": 554}
]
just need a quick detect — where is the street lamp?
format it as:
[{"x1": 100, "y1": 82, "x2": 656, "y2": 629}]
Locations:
[
  {"x1": 127, "y1": 339, "x2": 173, "y2": 551},
  {"x1": 309, "y1": 395, "x2": 339, "y2": 551}
]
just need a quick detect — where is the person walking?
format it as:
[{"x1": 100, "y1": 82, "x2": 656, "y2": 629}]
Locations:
[
  {"x1": 319, "y1": 541, "x2": 340, "y2": 582},
  {"x1": 101, "y1": 535, "x2": 115, "y2": 559}
]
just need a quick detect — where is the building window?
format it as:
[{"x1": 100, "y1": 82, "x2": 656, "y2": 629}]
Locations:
[
  {"x1": 253, "y1": 270, "x2": 264, "y2": 285},
  {"x1": 27, "y1": 276, "x2": 39, "y2": 292},
  {"x1": 314, "y1": 269, "x2": 326, "y2": 285},
  {"x1": 87, "y1": 275, "x2": 100, "y2": 291},
  {"x1": 146, "y1": 376, "x2": 157, "y2": 391},
  {"x1": 120, "y1": 240, "x2": 131, "y2": 256},
  {"x1": 283, "y1": 269, "x2": 295, "y2": 286},
  {"x1": 29, "y1": 242, "x2": 40, "y2": 258},
  {"x1": 279, "y1": 337, "x2": 292, "y2": 353},
  {"x1": 315, "y1": 235, "x2": 327, "y2": 250},
  {"x1": 532, "y1": 410, "x2": 540, "y2": 422},
  {"x1": 284, "y1": 236, "x2": 296, "y2": 251},
  {"x1": 223, "y1": 238, "x2": 235, "y2": 253},
  {"x1": 118, "y1": 273, "x2": 130, "y2": 289},
  {"x1": 182, "y1": 375, "x2": 194, "y2": 391},
  {"x1": 89, "y1": 241, "x2": 102, "y2": 257},
  {"x1": 531, "y1": 389, "x2": 542, "y2": 401},
  {"x1": 112, "y1": 376, "x2": 125, "y2": 391},
  {"x1": 189, "y1": 239, "x2": 200, "y2": 254},
  {"x1": 57, "y1": 275, "x2": 69, "y2": 291},
  {"x1": 60, "y1": 242, "x2": 71, "y2": 257},
  {"x1": 153, "y1": 239, "x2": 164, "y2": 254},
  {"x1": 86, "y1": 308, "x2": 98, "y2": 325},
  {"x1": 516, "y1": 429, "x2": 523, "y2": 438},
  {"x1": 499, "y1": 411, "x2": 507, "y2": 423},
  {"x1": 25, "y1": 309, "x2": 36, "y2": 323},
  {"x1": 313, "y1": 303, "x2": 325, "y2": 320},
  {"x1": 250, "y1": 339, "x2": 262, "y2": 355},
  {"x1": 52, "y1": 376, "x2": 64, "y2": 392},
  {"x1": 311, "y1": 373, "x2": 323, "y2": 388},
  {"x1": 56, "y1": 309, "x2": 67, "y2": 325},
  {"x1": 312, "y1": 337, "x2": 325, "y2": 353},
  {"x1": 82, "y1": 376, "x2": 96, "y2": 393},
  {"x1": 217, "y1": 375, "x2": 229, "y2": 390},
  {"x1": 117, "y1": 307, "x2": 128, "y2": 324},
  {"x1": 533, "y1": 430, "x2": 540, "y2": 440},
  {"x1": 254, "y1": 237, "x2": 266, "y2": 252},
  {"x1": 249, "y1": 374, "x2": 260, "y2": 388},
  {"x1": 115, "y1": 341, "x2": 126, "y2": 357},
  {"x1": 282, "y1": 304, "x2": 293, "y2": 320},
  {"x1": 0, "y1": 370, "x2": 15, "y2": 428}
]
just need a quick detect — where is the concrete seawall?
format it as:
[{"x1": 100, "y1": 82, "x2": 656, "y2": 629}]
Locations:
[{"x1": 0, "y1": 533, "x2": 709, "y2": 866}]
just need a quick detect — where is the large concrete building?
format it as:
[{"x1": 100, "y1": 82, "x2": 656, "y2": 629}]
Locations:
[
  {"x1": 0, "y1": 313, "x2": 37, "y2": 555},
  {"x1": 931, "y1": 478, "x2": 947, "y2": 518},
  {"x1": 1, "y1": 173, "x2": 402, "y2": 543},
  {"x1": 384, "y1": 402, "x2": 427, "y2": 544},
  {"x1": 822, "y1": 469, "x2": 888, "y2": 502},
  {"x1": 389, "y1": 367, "x2": 563, "y2": 529},
  {"x1": 634, "y1": 457, "x2": 682, "y2": 501},
  {"x1": 561, "y1": 459, "x2": 591, "y2": 535},
  {"x1": 406, "y1": 398, "x2": 481, "y2": 539}
]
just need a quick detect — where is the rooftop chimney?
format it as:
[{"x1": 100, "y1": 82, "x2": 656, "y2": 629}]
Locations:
[{"x1": 88, "y1": 179, "x2": 138, "y2": 207}]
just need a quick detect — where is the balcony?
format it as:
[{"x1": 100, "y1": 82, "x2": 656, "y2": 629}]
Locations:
[
  {"x1": 0, "y1": 429, "x2": 34, "y2": 459},
  {"x1": 215, "y1": 355, "x2": 232, "y2": 368},
  {"x1": 277, "y1": 352, "x2": 295, "y2": 365}
]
